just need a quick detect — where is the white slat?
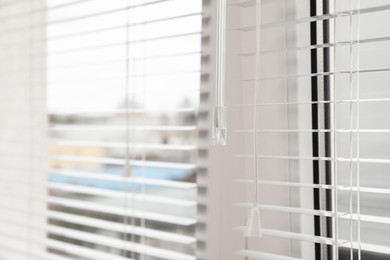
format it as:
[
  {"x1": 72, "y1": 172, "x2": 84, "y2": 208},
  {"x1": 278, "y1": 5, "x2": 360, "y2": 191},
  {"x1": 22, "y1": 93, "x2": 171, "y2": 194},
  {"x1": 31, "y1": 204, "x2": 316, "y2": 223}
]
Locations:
[
  {"x1": 0, "y1": 203, "x2": 196, "y2": 245},
  {"x1": 47, "y1": 225, "x2": 196, "y2": 260},
  {"x1": 47, "y1": 211, "x2": 196, "y2": 244},
  {"x1": 235, "y1": 250, "x2": 303, "y2": 260},
  {"x1": 233, "y1": 202, "x2": 335, "y2": 217},
  {"x1": 234, "y1": 226, "x2": 335, "y2": 245},
  {"x1": 50, "y1": 168, "x2": 197, "y2": 189},
  {"x1": 49, "y1": 154, "x2": 197, "y2": 169},
  {"x1": 48, "y1": 182, "x2": 196, "y2": 207}
]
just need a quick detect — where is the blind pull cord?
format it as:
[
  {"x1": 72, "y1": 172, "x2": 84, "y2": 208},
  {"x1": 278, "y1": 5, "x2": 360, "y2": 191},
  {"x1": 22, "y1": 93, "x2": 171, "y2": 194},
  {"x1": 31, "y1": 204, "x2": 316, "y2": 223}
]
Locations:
[
  {"x1": 244, "y1": 0, "x2": 262, "y2": 238},
  {"x1": 212, "y1": 0, "x2": 227, "y2": 145}
]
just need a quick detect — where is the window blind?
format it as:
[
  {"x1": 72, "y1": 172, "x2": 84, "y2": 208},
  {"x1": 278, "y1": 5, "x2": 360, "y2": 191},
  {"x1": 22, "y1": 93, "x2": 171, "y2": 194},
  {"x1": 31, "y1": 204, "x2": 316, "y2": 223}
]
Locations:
[
  {"x1": 205, "y1": 0, "x2": 390, "y2": 259},
  {"x1": 0, "y1": 0, "x2": 202, "y2": 259},
  {"x1": 0, "y1": 0, "x2": 48, "y2": 259}
]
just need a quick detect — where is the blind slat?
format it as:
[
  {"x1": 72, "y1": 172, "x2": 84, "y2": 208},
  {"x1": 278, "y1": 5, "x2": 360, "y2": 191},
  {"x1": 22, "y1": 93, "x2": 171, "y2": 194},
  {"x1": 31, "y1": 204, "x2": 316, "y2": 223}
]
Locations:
[
  {"x1": 242, "y1": 67, "x2": 390, "y2": 82},
  {"x1": 236, "y1": 179, "x2": 390, "y2": 195},
  {"x1": 48, "y1": 197, "x2": 196, "y2": 226},
  {"x1": 233, "y1": 202, "x2": 335, "y2": 217},
  {"x1": 48, "y1": 183, "x2": 196, "y2": 207},
  {"x1": 0, "y1": 195, "x2": 196, "y2": 226},
  {"x1": 49, "y1": 155, "x2": 197, "y2": 169},
  {"x1": 50, "y1": 169, "x2": 197, "y2": 189},
  {"x1": 235, "y1": 250, "x2": 303, "y2": 260},
  {"x1": 234, "y1": 4, "x2": 390, "y2": 28},
  {"x1": 47, "y1": 211, "x2": 196, "y2": 244},
  {"x1": 231, "y1": 98, "x2": 390, "y2": 107},
  {"x1": 50, "y1": 125, "x2": 197, "y2": 131},
  {"x1": 50, "y1": 140, "x2": 197, "y2": 151},
  {"x1": 234, "y1": 154, "x2": 390, "y2": 164},
  {"x1": 234, "y1": 226, "x2": 336, "y2": 245},
  {"x1": 47, "y1": 225, "x2": 196, "y2": 260},
  {"x1": 240, "y1": 36, "x2": 390, "y2": 56},
  {"x1": 0, "y1": 204, "x2": 196, "y2": 244}
]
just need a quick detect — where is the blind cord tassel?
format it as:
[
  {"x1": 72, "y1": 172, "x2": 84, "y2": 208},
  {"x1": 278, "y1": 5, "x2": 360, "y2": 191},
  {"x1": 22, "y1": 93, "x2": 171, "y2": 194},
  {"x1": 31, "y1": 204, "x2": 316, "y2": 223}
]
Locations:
[
  {"x1": 244, "y1": 205, "x2": 262, "y2": 237},
  {"x1": 244, "y1": 0, "x2": 262, "y2": 238}
]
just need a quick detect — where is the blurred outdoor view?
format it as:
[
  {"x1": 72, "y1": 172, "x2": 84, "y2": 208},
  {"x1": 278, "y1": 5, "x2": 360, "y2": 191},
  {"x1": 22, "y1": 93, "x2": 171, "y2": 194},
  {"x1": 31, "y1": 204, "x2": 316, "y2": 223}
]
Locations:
[{"x1": 46, "y1": 0, "x2": 201, "y2": 259}]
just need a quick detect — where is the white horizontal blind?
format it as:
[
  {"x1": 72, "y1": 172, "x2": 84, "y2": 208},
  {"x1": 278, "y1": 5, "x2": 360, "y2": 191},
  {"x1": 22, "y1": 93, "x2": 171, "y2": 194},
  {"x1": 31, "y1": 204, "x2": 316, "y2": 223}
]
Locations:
[
  {"x1": 336, "y1": 1, "x2": 390, "y2": 259},
  {"x1": 0, "y1": 0, "x2": 47, "y2": 259},
  {"x1": 0, "y1": 0, "x2": 202, "y2": 259},
  {"x1": 213, "y1": 0, "x2": 390, "y2": 259}
]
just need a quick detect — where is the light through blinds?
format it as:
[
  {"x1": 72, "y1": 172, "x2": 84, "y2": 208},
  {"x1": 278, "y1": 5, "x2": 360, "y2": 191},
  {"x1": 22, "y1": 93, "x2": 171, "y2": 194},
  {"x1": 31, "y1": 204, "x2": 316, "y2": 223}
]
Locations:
[
  {"x1": 0, "y1": 0, "x2": 202, "y2": 259},
  {"x1": 209, "y1": 0, "x2": 390, "y2": 259}
]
